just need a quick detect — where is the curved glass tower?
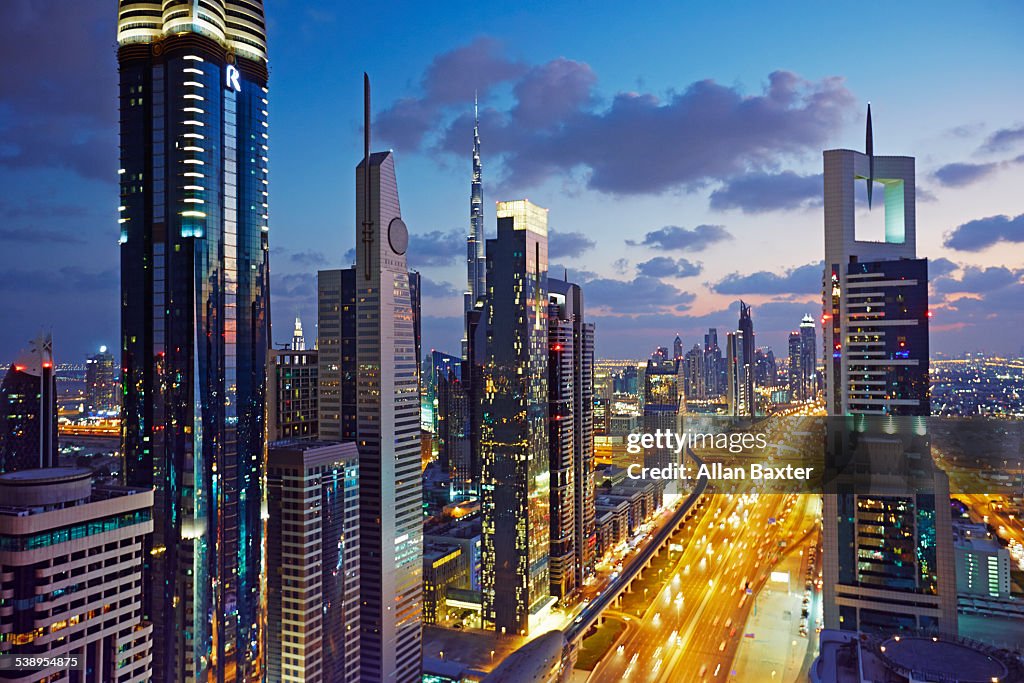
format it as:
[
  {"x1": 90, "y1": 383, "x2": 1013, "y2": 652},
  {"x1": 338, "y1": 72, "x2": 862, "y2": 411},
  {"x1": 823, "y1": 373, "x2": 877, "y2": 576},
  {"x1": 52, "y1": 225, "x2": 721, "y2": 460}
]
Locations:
[{"x1": 117, "y1": 2, "x2": 270, "y2": 681}]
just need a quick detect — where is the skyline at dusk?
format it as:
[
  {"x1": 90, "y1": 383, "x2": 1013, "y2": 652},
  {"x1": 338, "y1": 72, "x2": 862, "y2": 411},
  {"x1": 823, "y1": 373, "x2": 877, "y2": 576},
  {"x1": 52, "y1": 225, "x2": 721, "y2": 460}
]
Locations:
[{"x1": 3, "y1": 0, "x2": 1024, "y2": 362}]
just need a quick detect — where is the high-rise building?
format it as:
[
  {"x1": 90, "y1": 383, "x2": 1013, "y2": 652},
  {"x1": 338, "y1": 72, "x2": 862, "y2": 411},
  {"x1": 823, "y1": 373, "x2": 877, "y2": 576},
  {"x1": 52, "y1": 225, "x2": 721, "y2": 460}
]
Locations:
[
  {"x1": 480, "y1": 199, "x2": 551, "y2": 635},
  {"x1": 85, "y1": 345, "x2": 118, "y2": 415},
  {"x1": 738, "y1": 301, "x2": 756, "y2": 411},
  {"x1": 821, "y1": 106, "x2": 956, "y2": 635},
  {"x1": 291, "y1": 315, "x2": 306, "y2": 351},
  {"x1": 318, "y1": 267, "x2": 358, "y2": 442},
  {"x1": 799, "y1": 314, "x2": 817, "y2": 398},
  {"x1": 672, "y1": 335, "x2": 684, "y2": 362},
  {"x1": 725, "y1": 331, "x2": 750, "y2": 416},
  {"x1": 117, "y1": 4, "x2": 270, "y2": 679},
  {"x1": 0, "y1": 467, "x2": 153, "y2": 681},
  {"x1": 433, "y1": 352, "x2": 472, "y2": 491},
  {"x1": 267, "y1": 345, "x2": 319, "y2": 441},
  {"x1": 354, "y1": 77, "x2": 422, "y2": 682},
  {"x1": 267, "y1": 441, "x2": 360, "y2": 682},
  {"x1": 683, "y1": 343, "x2": 705, "y2": 400},
  {"x1": 464, "y1": 96, "x2": 486, "y2": 353},
  {"x1": 703, "y1": 328, "x2": 722, "y2": 397},
  {"x1": 547, "y1": 278, "x2": 596, "y2": 600},
  {"x1": 789, "y1": 314, "x2": 818, "y2": 401},
  {"x1": 643, "y1": 356, "x2": 682, "y2": 469},
  {"x1": 0, "y1": 334, "x2": 57, "y2": 473}
]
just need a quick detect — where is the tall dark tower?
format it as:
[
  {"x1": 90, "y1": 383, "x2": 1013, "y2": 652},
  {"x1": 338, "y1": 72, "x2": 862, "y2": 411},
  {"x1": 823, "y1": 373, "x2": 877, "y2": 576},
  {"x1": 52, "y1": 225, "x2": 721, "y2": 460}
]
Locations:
[
  {"x1": 738, "y1": 301, "x2": 756, "y2": 414},
  {"x1": 116, "y1": 3, "x2": 270, "y2": 680},
  {"x1": 0, "y1": 334, "x2": 57, "y2": 473},
  {"x1": 463, "y1": 94, "x2": 486, "y2": 358},
  {"x1": 356, "y1": 75, "x2": 423, "y2": 682}
]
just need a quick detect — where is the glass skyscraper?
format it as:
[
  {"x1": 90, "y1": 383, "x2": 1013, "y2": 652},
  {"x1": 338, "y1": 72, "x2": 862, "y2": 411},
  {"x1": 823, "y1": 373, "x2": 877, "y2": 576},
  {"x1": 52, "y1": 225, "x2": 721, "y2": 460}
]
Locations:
[
  {"x1": 0, "y1": 334, "x2": 57, "y2": 473},
  {"x1": 481, "y1": 199, "x2": 552, "y2": 635},
  {"x1": 116, "y1": 2, "x2": 270, "y2": 680}
]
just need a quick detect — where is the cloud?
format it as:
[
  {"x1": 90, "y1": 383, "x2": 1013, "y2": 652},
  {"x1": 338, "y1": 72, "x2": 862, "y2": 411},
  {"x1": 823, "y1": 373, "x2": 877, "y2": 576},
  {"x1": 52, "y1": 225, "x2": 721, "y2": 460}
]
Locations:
[
  {"x1": 636, "y1": 257, "x2": 702, "y2": 278},
  {"x1": 0, "y1": 266, "x2": 118, "y2": 294},
  {"x1": 932, "y1": 162, "x2": 999, "y2": 187},
  {"x1": 0, "y1": 1, "x2": 116, "y2": 181},
  {"x1": 375, "y1": 37, "x2": 527, "y2": 150},
  {"x1": 933, "y1": 266, "x2": 1021, "y2": 294},
  {"x1": 408, "y1": 229, "x2": 464, "y2": 267},
  {"x1": 548, "y1": 228, "x2": 596, "y2": 259},
  {"x1": 928, "y1": 257, "x2": 958, "y2": 278},
  {"x1": 272, "y1": 272, "x2": 316, "y2": 299},
  {"x1": 943, "y1": 213, "x2": 1024, "y2": 251},
  {"x1": 626, "y1": 224, "x2": 732, "y2": 252},
  {"x1": 982, "y1": 125, "x2": 1024, "y2": 152},
  {"x1": 709, "y1": 171, "x2": 822, "y2": 213},
  {"x1": 420, "y1": 276, "x2": 461, "y2": 299},
  {"x1": 713, "y1": 261, "x2": 823, "y2": 295},
  {"x1": 343, "y1": 247, "x2": 357, "y2": 264},
  {"x1": 290, "y1": 250, "x2": 329, "y2": 267},
  {"x1": 388, "y1": 41, "x2": 854, "y2": 195},
  {"x1": 0, "y1": 227, "x2": 87, "y2": 245},
  {"x1": 584, "y1": 276, "x2": 695, "y2": 313}
]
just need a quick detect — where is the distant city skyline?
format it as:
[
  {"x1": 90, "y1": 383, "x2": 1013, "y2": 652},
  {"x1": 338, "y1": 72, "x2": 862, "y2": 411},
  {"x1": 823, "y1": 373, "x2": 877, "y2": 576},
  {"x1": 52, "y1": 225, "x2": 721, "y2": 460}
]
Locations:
[{"x1": 2, "y1": 1, "x2": 1024, "y2": 362}]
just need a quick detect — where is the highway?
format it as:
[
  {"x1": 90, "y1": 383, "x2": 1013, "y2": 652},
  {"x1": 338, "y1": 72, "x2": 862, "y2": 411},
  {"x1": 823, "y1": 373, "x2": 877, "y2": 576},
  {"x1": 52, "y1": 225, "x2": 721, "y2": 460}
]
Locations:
[{"x1": 565, "y1": 449, "x2": 709, "y2": 643}]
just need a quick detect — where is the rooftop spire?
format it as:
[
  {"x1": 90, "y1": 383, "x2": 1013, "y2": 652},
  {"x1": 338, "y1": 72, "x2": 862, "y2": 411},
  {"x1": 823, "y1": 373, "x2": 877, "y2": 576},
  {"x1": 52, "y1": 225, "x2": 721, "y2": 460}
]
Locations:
[{"x1": 866, "y1": 102, "x2": 875, "y2": 209}]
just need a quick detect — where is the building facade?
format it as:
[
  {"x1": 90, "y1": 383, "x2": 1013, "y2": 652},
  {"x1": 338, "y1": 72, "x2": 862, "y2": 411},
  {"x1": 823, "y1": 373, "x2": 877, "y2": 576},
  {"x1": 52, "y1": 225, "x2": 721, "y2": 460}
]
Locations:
[
  {"x1": 0, "y1": 468, "x2": 153, "y2": 682},
  {"x1": 318, "y1": 267, "x2": 358, "y2": 443},
  {"x1": 643, "y1": 356, "x2": 681, "y2": 469},
  {"x1": 354, "y1": 85, "x2": 423, "y2": 681},
  {"x1": 117, "y1": 3, "x2": 270, "y2": 679},
  {"x1": 480, "y1": 199, "x2": 551, "y2": 635},
  {"x1": 821, "y1": 108, "x2": 956, "y2": 635},
  {"x1": 85, "y1": 346, "x2": 118, "y2": 416},
  {"x1": 268, "y1": 347, "x2": 319, "y2": 441},
  {"x1": 267, "y1": 441, "x2": 360, "y2": 683},
  {"x1": 0, "y1": 335, "x2": 57, "y2": 473}
]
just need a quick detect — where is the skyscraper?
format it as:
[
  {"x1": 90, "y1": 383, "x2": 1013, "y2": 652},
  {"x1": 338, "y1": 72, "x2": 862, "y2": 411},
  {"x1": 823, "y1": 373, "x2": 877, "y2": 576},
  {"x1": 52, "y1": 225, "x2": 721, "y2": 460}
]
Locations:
[
  {"x1": 267, "y1": 344, "x2": 319, "y2": 441},
  {"x1": 738, "y1": 301, "x2": 756, "y2": 412},
  {"x1": 116, "y1": 3, "x2": 270, "y2": 679},
  {"x1": 672, "y1": 335, "x2": 684, "y2": 362},
  {"x1": 703, "y1": 328, "x2": 722, "y2": 397},
  {"x1": 683, "y1": 343, "x2": 705, "y2": 400},
  {"x1": 788, "y1": 331, "x2": 802, "y2": 401},
  {"x1": 354, "y1": 76, "x2": 422, "y2": 682},
  {"x1": 0, "y1": 334, "x2": 57, "y2": 473},
  {"x1": 799, "y1": 314, "x2": 817, "y2": 399},
  {"x1": 463, "y1": 96, "x2": 486, "y2": 358},
  {"x1": 644, "y1": 355, "x2": 682, "y2": 469},
  {"x1": 318, "y1": 267, "x2": 358, "y2": 442},
  {"x1": 267, "y1": 441, "x2": 361, "y2": 682},
  {"x1": 821, "y1": 106, "x2": 956, "y2": 634},
  {"x1": 547, "y1": 278, "x2": 596, "y2": 600},
  {"x1": 480, "y1": 199, "x2": 551, "y2": 635},
  {"x1": 85, "y1": 345, "x2": 118, "y2": 415},
  {"x1": 433, "y1": 351, "x2": 472, "y2": 490}
]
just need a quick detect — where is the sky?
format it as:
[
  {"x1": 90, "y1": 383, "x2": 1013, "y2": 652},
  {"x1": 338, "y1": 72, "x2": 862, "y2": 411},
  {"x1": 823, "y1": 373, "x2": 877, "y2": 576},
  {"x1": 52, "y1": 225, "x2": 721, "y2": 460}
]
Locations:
[{"x1": 2, "y1": 0, "x2": 1024, "y2": 363}]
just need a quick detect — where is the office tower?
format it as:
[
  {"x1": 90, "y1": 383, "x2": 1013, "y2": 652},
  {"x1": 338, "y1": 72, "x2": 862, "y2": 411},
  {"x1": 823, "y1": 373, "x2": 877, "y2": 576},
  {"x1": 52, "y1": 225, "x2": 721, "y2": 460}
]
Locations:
[
  {"x1": 354, "y1": 76, "x2": 422, "y2": 682},
  {"x1": 0, "y1": 467, "x2": 153, "y2": 681},
  {"x1": 267, "y1": 441, "x2": 360, "y2": 682},
  {"x1": 821, "y1": 106, "x2": 956, "y2": 634},
  {"x1": 318, "y1": 267, "x2": 358, "y2": 442},
  {"x1": 292, "y1": 315, "x2": 306, "y2": 350},
  {"x1": 463, "y1": 305, "x2": 487, "y2": 494},
  {"x1": 85, "y1": 345, "x2": 118, "y2": 415},
  {"x1": 0, "y1": 334, "x2": 57, "y2": 472},
  {"x1": 683, "y1": 343, "x2": 705, "y2": 400},
  {"x1": 422, "y1": 541, "x2": 472, "y2": 625},
  {"x1": 644, "y1": 356, "x2": 682, "y2": 469},
  {"x1": 738, "y1": 301, "x2": 756, "y2": 411},
  {"x1": 548, "y1": 278, "x2": 596, "y2": 597},
  {"x1": 434, "y1": 352, "x2": 472, "y2": 491},
  {"x1": 117, "y1": 4, "x2": 270, "y2": 679},
  {"x1": 703, "y1": 328, "x2": 722, "y2": 397},
  {"x1": 463, "y1": 97, "x2": 486, "y2": 359},
  {"x1": 799, "y1": 314, "x2": 817, "y2": 398},
  {"x1": 672, "y1": 335, "x2": 683, "y2": 361},
  {"x1": 788, "y1": 331, "x2": 802, "y2": 401},
  {"x1": 481, "y1": 199, "x2": 551, "y2": 635},
  {"x1": 725, "y1": 331, "x2": 752, "y2": 417},
  {"x1": 754, "y1": 346, "x2": 776, "y2": 388},
  {"x1": 267, "y1": 344, "x2": 319, "y2": 441}
]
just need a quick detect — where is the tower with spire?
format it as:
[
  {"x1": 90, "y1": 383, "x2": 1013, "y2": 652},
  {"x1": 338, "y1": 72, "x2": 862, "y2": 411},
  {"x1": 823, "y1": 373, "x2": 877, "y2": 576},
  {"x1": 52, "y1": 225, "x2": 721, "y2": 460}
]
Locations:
[{"x1": 463, "y1": 94, "x2": 486, "y2": 357}]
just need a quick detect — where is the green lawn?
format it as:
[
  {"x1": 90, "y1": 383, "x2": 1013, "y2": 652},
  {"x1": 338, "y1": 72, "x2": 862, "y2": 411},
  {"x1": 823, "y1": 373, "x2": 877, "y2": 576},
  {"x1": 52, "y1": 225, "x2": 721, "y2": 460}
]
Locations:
[{"x1": 575, "y1": 617, "x2": 627, "y2": 671}]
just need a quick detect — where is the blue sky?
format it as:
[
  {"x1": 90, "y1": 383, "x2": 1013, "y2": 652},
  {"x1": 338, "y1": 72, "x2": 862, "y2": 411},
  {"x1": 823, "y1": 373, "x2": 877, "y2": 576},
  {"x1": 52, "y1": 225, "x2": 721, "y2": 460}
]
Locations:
[{"x1": 2, "y1": 0, "x2": 1024, "y2": 362}]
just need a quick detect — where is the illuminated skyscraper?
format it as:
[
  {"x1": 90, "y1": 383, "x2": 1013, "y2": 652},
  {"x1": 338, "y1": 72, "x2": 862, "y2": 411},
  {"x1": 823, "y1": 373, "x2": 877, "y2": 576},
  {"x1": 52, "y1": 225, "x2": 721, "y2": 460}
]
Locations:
[
  {"x1": 481, "y1": 199, "x2": 551, "y2": 635},
  {"x1": 318, "y1": 267, "x2": 358, "y2": 442},
  {"x1": 644, "y1": 355, "x2": 682, "y2": 469},
  {"x1": 354, "y1": 76, "x2": 422, "y2": 682},
  {"x1": 799, "y1": 314, "x2": 817, "y2": 398},
  {"x1": 821, "y1": 106, "x2": 956, "y2": 635},
  {"x1": 267, "y1": 441, "x2": 360, "y2": 682},
  {"x1": 547, "y1": 278, "x2": 596, "y2": 600},
  {"x1": 85, "y1": 345, "x2": 118, "y2": 415},
  {"x1": 0, "y1": 334, "x2": 57, "y2": 473},
  {"x1": 463, "y1": 95, "x2": 486, "y2": 359},
  {"x1": 116, "y1": 3, "x2": 270, "y2": 679}
]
